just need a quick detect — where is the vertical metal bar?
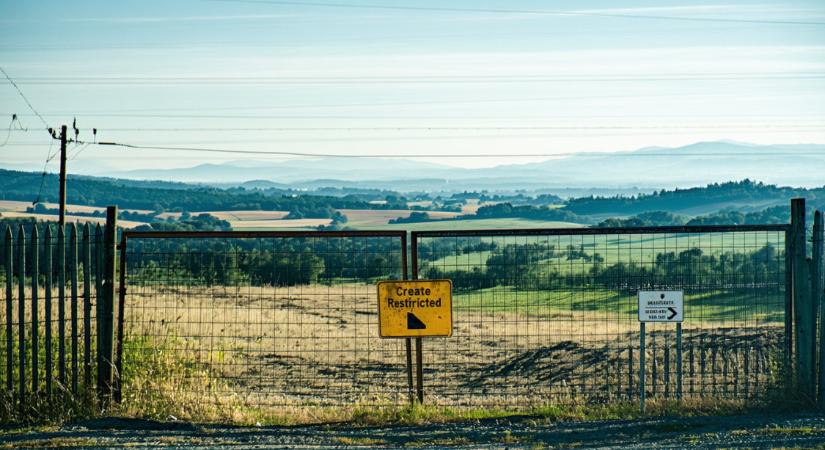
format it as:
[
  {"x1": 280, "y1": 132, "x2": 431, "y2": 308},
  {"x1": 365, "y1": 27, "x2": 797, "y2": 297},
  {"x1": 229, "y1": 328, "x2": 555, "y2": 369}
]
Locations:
[
  {"x1": 415, "y1": 337, "x2": 423, "y2": 404},
  {"x1": 70, "y1": 224, "x2": 78, "y2": 394},
  {"x1": 4, "y1": 227, "x2": 13, "y2": 393},
  {"x1": 812, "y1": 211, "x2": 825, "y2": 408},
  {"x1": 95, "y1": 225, "x2": 103, "y2": 314},
  {"x1": 401, "y1": 232, "x2": 414, "y2": 405},
  {"x1": 664, "y1": 344, "x2": 670, "y2": 398},
  {"x1": 97, "y1": 206, "x2": 117, "y2": 402},
  {"x1": 30, "y1": 226, "x2": 38, "y2": 394},
  {"x1": 405, "y1": 338, "x2": 413, "y2": 405},
  {"x1": 785, "y1": 228, "x2": 793, "y2": 386},
  {"x1": 83, "y1": 224, "x2": 92, "y2": 392},
  {"x1": 114, "y1": 234, "x2": 127, "y2": 402},
  {"x1": 58, "y1": 225, "x2": 66, "y2": 387},
  {"x1": 676, "y1": 323, "x2": 683, "y2": 401},
  {"x1": 639, "y1": 322, "x2": 646, "y2": 413},
  {"x1": 44, "y1": 225, "x2": 52, "y2": 395},
  {"x1": 17, "y1": 225, "x2": 25, "y2": 412},
  {"x1": 627, "y1": 346, "x2": 633, "y2": 400},
  {"x1": 791, "y1": 198, "x2": 813, "y2": 399},
  {"x1": 410, "y1": 232, "x2": 424, "y2": 404},
  {"x1": 744, "y1": 346, "x2": 750, "y2": 399}
]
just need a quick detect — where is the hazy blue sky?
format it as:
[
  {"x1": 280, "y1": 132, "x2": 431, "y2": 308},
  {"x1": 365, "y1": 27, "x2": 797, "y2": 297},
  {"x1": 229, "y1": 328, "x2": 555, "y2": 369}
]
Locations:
[{"x1": 1, "y1": 0, "x2": 824, "y2": 173}]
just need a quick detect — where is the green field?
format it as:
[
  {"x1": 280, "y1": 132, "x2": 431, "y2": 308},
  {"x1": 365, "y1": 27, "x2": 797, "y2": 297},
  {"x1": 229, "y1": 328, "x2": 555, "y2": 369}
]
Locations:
[
  {"x1": 359, "y1": 218, "x2": 585, "y2": 231},
  {"x1": 454, "y1": 286, "x2": 784, "y2": 323},
  {"x1": 422, "y1": 231, "x2": 784, "y2": 273}
]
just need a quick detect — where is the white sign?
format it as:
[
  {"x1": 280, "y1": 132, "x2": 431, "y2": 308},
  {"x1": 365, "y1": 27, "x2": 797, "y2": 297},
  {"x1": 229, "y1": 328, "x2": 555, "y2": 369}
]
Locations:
[{"x1": 638, "y1": 291, "x2": 683, "y2": 322}]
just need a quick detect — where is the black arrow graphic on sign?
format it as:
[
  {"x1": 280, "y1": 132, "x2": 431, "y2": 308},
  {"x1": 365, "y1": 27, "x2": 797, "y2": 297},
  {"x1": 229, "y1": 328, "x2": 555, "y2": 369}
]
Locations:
[
  {"x1": 667, "y1": 307, "x2": 677, "y2": 320},
  {"x1": 407, "y1": 312, "x2": 426, "y2": 330}
]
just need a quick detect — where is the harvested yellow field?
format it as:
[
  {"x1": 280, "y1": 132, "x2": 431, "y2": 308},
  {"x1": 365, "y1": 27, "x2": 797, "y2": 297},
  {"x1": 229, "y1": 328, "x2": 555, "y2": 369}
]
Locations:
[
  {"x1": 460, "y1": 199, "x2": 498, "y2": 215},
  {"x1": 339, "y1": 209, "x2": 460, "y2": 227},
  {"x1": 0, "y1": 200, "x2": 151, "y2": 215},
  {"x1": 205, "y1": 210, "x2": 290, "y2": 221},
  {"x1": 0, "y1": 211, "x2": 147, "y2": 229},
  {"x1": 156, "y1": 210, "x2": 289, "y2": 221},
  {"x1": 229, "y1": 218, "x2": 332, "y2": 229}
]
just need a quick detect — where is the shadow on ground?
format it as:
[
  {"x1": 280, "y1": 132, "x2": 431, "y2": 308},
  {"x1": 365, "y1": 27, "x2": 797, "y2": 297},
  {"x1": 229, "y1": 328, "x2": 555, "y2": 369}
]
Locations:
[{"x1": 2, "y1": 412, "x2": 824, "y2": 449}]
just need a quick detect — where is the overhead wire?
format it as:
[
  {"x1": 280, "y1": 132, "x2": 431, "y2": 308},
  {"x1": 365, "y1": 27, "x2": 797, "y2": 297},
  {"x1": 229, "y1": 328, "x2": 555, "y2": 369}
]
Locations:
[
  {"x1": 9, "y1": 73, "x2": 825, "y2": 85},
  {"x1": 82, "y1": 140, "x2": 825, "y2": 158},
  {"x1": 0, "y1": 66, "x2": 52, "y2": 131},
  {"x1": 208, "y1": 0, "x2": 825, "y2": 26}
]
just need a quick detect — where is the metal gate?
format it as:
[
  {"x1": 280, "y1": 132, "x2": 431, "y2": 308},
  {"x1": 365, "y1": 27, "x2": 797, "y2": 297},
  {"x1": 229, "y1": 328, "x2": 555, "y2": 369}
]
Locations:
[
  {"x1": 411, "y1": 225, "x2": 790, "y2": 407},
  {"x1": 116, "y1": 224, "x2": 790, "y2": 420}
]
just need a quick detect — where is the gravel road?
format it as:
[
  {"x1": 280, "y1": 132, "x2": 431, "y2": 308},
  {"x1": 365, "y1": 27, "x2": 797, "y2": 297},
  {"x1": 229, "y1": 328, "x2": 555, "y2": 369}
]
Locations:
[{"x1": 2, "y1": 412, "x2": 824, "y2": 449}]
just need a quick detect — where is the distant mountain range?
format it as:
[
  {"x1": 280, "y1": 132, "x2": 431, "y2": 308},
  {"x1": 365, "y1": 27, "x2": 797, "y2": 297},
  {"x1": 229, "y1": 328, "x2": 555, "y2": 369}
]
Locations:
[{"x1": 74, "y1": 141, "x2": 825, "y2": 191}]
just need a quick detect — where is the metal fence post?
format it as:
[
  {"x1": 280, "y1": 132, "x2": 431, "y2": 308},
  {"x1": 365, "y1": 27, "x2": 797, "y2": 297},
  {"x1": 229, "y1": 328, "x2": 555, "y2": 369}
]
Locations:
[
  {"x1": 114, "y1": 233, "x2": 127, "y2": 402},
  {"x1": 97, "y1": 206, "x2": 117, "y2": 403},
  {"x1": 785, "y1": 228, "x2": 794, "y2": 390},
  {"x1": 791, "y1": 198, "x2": 813, "y2": 400},
  {"x1": 676, "y1": 323, "x2": 683, "y2": 401},
  {"x1": 640, "y1": 322, "x2": 646, "y2": 413},
  {"x1": 812, "y1": 211, "x2": 824, "y2": 408}
]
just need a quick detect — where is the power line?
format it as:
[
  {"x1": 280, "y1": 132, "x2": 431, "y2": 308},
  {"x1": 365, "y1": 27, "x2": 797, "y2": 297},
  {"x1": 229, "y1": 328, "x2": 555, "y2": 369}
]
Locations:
[
  {"x1": 209, "y1": 0, "x2": 825, "y2": 26},
  {"x1": 90, "y1": 141, "x2": 825, "y2": 158},
  {"x1": 7, "y1": 125, "x2": 824, "y2": 132},
  {"x1": 10, "y1": 74, "x2": 825, "y2": 85},
  {"x1": 0, "y1": 116, "x2": 16, "y2": 147},
  {"x1": 0, "y1": 66, "x2": 51, "y2": 130}
]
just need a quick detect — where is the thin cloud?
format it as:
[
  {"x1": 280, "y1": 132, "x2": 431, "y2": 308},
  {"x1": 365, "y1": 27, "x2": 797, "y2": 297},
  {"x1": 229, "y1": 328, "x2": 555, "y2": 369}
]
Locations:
[{"x1": 60, "y1": 14, "x2": 295, "y2": 24}]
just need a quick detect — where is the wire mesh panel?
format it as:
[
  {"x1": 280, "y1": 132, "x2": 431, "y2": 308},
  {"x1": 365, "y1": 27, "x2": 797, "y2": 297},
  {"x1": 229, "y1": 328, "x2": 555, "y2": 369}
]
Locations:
[
  {"x1": 413, "y1": 226, "x2": 789, "y2": 407},
  {"x1": 120, "y1": 231, "x2": 408, "y2": 418}
]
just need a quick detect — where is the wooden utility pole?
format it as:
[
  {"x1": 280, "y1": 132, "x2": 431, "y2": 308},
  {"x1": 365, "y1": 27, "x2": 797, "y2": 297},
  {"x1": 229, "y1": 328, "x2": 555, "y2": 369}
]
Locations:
[{"x1": 58, "y1": 125, "x2": 67, "y2": 227}]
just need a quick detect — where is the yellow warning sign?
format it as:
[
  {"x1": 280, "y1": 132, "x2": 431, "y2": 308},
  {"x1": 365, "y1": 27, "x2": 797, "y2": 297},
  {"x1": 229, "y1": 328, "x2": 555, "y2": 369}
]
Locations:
[{"x1": 377, "y1": 280, "x2": 453, "y2": 338}]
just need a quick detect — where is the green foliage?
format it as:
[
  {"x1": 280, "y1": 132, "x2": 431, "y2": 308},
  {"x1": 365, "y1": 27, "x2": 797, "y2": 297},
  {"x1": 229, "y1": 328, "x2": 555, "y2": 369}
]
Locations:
[
  {"x1": 130, "y1": 237, "x2": 398, "y2": 287},
  {"x1": 564, "y1": 179, "x2": 824, "y2": 215},
  {"x1": 0, "y1": 169, "x2": 374, "y2": 213},
  {"x1": 597, "y1": 211, "x2": 687, "y2": 228},
  {"x1": 133, "y1": 214, "x2": 231, "y2": 232},
  {"x1": 388, "y1": 211, "x2": 431, "y2": 224},
  {"x1": 468, "y1": 203, "x2": 584, "y2": 222},
  {"x1": 686, "y1": 205, "x2": 788, "y2": 225}
]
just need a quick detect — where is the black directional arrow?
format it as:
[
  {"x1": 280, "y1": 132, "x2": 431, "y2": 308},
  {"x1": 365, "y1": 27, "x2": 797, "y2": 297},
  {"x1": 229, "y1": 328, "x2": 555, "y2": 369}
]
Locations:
[
  {"x1": 667, "y1": 307, "x2": 678, "y2": 320},
  {"x1": 407, "y1": 312, "x2": 426, "y2": 330}
]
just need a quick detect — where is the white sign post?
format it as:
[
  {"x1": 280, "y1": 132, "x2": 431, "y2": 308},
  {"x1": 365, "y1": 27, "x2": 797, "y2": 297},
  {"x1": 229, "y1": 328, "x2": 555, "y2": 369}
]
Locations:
[{"x1": 637, "y1": 290, "x2": 685, "y2": 413}]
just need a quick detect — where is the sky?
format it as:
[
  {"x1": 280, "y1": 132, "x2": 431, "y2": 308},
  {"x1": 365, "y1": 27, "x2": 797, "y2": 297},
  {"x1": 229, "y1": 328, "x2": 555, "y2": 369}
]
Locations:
[{"x1": 1, "y1": 0, "x2": 824, "y2": 174}]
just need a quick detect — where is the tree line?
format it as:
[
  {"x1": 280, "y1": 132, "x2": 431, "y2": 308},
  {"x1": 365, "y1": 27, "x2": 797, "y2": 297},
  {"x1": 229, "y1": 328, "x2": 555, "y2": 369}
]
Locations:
[{"x1": 422, "y1": 242, "x2": 783, "y2": 293}]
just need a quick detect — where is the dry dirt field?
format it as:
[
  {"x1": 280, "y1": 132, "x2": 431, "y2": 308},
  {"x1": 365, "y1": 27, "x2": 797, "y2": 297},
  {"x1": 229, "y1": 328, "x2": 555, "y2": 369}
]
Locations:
[
  {"x1": 0, "y1": 211, "x2": 147, "y2": 229},
  {"x1": 122, "y1": 283, "x2": 784, "y2": 415}
]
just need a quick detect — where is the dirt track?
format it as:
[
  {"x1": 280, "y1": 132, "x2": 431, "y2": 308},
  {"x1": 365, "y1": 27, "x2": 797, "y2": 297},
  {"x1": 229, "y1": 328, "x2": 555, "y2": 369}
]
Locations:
[{"x1": 2, "y1": 412, "x2": 824, "y2": 449}]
